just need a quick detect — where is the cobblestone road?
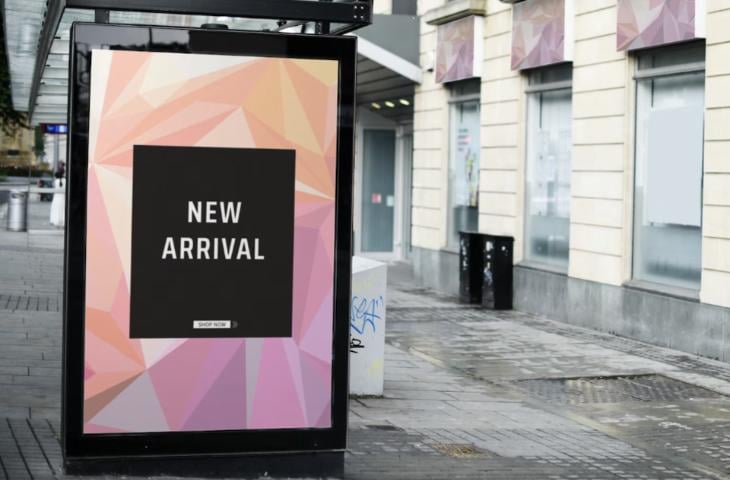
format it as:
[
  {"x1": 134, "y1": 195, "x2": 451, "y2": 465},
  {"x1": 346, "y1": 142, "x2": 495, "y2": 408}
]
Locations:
[{"x1": 1, "y1": 200, "x2": 730, "y2": 479}]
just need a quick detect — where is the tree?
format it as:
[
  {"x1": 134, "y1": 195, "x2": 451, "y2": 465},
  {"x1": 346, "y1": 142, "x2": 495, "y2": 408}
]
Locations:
[
  {"x1": 33, "y1": 125, "x2": 44, "y2": 158},
  {"x1": 0, "y1": 15, "x2": 29, "y2": 136}
]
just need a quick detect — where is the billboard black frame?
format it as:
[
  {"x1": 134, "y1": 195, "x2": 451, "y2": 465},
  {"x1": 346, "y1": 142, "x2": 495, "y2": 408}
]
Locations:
[
  {"x1": 28, "y1": 0, "x2": 372, "y2": 119},
  {"x1": 63, "y1": 22, "x2": 355, "y2": 462}
]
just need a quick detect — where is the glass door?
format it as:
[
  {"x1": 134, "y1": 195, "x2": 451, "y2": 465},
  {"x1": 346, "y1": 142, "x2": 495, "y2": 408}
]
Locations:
[
  {"x1": 361, "y1": 129, "x2": 396, "y2": 253},
  {"x1": 447, "y1": 100, "x2": 480, "y2": 249}
]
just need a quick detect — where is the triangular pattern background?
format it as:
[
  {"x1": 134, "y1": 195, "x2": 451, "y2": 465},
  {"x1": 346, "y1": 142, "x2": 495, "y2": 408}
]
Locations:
[
  {"x1": 617, "y1": 0, "x2": 697, "y2": 51},
  {"x1": 511, "y1": 0, "x2": 567, "y2": 70},
  {"x1": 83, "y1": 50, "x2": 338, "y2": 433},
  {"x1": 435, "y1": 16, "x2": 477, "y2": 83}
]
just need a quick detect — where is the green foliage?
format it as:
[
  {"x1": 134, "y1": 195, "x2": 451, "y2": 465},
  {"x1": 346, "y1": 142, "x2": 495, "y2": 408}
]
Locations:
[
  {"x1": 0, "y1": 16, "x2": 29, "y2": 136},
  {"x1": 33, "y1": 126, "x2": 45, "y2": 157},
  {"x1": 0, "y1": 165, "x2": 49, "y2": 177}
]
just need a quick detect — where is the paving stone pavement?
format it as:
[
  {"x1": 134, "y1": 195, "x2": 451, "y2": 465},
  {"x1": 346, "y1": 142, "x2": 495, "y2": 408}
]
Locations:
[{"x1": 1, "y1": 200, "x2": 730, "y2": 479}]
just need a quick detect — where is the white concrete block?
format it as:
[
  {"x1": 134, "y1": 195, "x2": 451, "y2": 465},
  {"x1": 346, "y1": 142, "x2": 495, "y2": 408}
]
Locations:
[
  {"x1": 704, "y1": 173, "x2": 730, "y2": 206},
  {"x1": 480, "y1": 192, "x2": 517, "y2": 217},
  {"x1": 706, "y1": 108, "x2": 730, "y2": 141},
  {"x1": 707, "y1": 7, "x2": 730, "y2": 41},
  {"x1": 575, "y1": 0, "x2": 615, "y2": 15},
  {"x1": 479, "y1": 213, "x2": 516, "y2": 236},
  {"x1": 573, "y1": 116, "x2": 626, "y2": 145},
  {"x1": 572, "y1": 144, "x2": 625, "y2": 172},
  {"x1": 485, "y1": 9, "x2": 511, "y2": 37},
  {"x1": 482, "y1": 146, "x2": 520, "y2": 170},
  {"x1": 572, "y1": 171, "x2": 624, "y2": 200},
  {"x1": 413, "y1": 187, "x2": 442, "y2": 209},
  {"x1": 703, "y1": 205, "x2": 730, "y2": 239},
  {"x1": 571, "y1": 197, "x2": 624, "y2": 228},
  {"x1": 706, "y1": 75, "x2": 730, "y2": 109},
  {"x1": 700, "y1": 269, "x2": 730, "y2": 308},
  {"x1": 350, "y1": 257, "x2": 388, "y2": 396},
  {"x1": 412, "y1": 225, "x2": 443, "y2": 250},
  {"x1": 484, "y1": 32, "x2": 512, "y2": 59},
  {"x1": 705, "y1": 141, "x2": 730, "y2": 173},
  {"x1": 574, "y1": 6, "x2": 616, "y2": 40},
  {"x1": 573, "y1": 61, "x2": 628, "y2": 93},
  {"x1": 482, "y1": 99, "x2": 520, "y2": 125},
  {"x1": 482, "y1": 169, "x2": 518, "y2": 194},
  {"x1": 573, "y1": 89, "x2": 626, "y2": 119},
  {"x1": 569, "y1": 249, "x2": 624, "y2": 285},
  {"x1": 707, "y1": 44, "x2": 730, "y2": 77},
  {"x1": 702, "y1": 236, "x2": 730, "y2": 272},
  {"x1": 412, "y1": 168, "x2": 443, "y2": 189},
  {"x1": 574, "y1": 35, "x2": 626, "y2": 66},
  {"x1": 482, "y1": 77, "x2": 522, "y2": 103},
  {"x1": 570, "y1": 223, "x2": 623, "y2": 257},
  {"x1": 412, "y1": 206, "x2": 442, "y2": 229},
  {"x1": 483, "y1": 123, "x2": 519, "y2": 147}
]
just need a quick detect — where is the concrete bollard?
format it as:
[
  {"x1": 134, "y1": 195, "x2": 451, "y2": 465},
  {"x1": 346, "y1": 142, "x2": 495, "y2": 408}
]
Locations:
[{"x1": 349, "y1": 256, "x2": 387, "y2": 396}]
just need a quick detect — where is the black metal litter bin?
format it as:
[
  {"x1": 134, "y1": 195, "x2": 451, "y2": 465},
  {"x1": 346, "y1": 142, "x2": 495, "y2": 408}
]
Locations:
[
  {"x1": 459, "y1": 231, "x2": 486, "y2": 304},
  {"x1": 482, "y1": 235, "x2": 514, "y2": 310}
]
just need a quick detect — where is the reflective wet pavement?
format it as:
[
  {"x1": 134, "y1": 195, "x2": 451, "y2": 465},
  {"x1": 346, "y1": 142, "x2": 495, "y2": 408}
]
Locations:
[
  {"x1": 383, "y1": 282, "x2": 730, "y2": 479},
  {"x1": 2, "y1": 200, "x2": 730, "y2": 478}
]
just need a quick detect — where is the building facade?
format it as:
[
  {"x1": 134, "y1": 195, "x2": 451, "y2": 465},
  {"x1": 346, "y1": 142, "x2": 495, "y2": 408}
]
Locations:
[
  {"x1": 390, "y1": 0, "x2": 730, "y2": 360},
  {"x1": 0, "y1": 127, "x2": 35, "y2": 168}
]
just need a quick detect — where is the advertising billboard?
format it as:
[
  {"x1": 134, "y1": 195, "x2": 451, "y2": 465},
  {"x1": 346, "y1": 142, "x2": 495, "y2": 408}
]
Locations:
[{"x1": 63, "y1": 24, "x2": 355, "y2": 459}]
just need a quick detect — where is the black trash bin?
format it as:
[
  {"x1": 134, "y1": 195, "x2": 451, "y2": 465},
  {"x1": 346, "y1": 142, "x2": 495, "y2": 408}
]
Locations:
[
  {"x1": 482, "y1": 235, "x2": 514, "y2": 310},
  {"x1": 459, "y1": 231, "x2": 486, "y2": 304}
]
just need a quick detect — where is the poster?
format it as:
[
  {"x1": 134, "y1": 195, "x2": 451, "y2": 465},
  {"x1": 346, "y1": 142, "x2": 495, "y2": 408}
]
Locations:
[{"x1": 82, "y1": 49, "x2": 340, "y2": 434}]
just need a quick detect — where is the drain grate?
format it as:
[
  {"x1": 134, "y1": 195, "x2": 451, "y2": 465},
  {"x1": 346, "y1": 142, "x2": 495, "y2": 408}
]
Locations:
[
  {"x1": 0, "y1": 294, "x2": 61, "y2": 312},
  {"x1": 517, "y1": 374, "x2": 725, "y2": 404}
]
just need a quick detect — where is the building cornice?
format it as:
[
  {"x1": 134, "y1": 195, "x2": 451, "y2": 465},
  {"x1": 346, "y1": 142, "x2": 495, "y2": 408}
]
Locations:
[{"x1": 423, "y1": 0, "x2": 486, "y2": 26}]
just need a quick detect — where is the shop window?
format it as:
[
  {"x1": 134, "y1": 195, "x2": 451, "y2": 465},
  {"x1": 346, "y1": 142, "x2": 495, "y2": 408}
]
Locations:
[
  {"x1": 447, "y1": 80, "x2": 480, "y2": 249},
  {"x1": 633, "y1": 43, "x2": 705, "y2": 290},
  {"x1": 524, "y1": 63, "x2": 572, "y2": 269}
]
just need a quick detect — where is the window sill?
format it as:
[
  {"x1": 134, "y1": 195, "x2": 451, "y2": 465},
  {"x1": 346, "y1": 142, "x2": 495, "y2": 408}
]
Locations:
[
  {"x1": 515, "y1": 260, "x2": 568, "y2": 276},
  {"x1": 623, "y1": 279, "x2": 700, "y2": 303}
]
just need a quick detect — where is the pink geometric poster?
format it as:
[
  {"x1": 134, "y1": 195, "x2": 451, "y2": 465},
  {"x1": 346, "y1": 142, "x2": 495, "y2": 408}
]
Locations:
[
  {"x1": 82, "y1": 50, "x2": 339, "y2": 434},
  {"x1": 511, "y1": 0, "x2": 574, "y2": 70},
  {"x1": 617, "y1": 0, "x2": 705, "y2": 51},
  {"x1": 435, "y1": 16, "x2": 483, "y2": 83}
]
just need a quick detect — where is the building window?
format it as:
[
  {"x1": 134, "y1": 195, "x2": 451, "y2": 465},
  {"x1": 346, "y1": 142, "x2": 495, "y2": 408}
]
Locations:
[
  {"x1": 633, "y1": 43, "x2": 705, "y2": 291},
  {"x1": 392, "y1": 0, "x2": 417, "y2": 15},
  {"x1": 447, "y1": 80, "x2": 481, "y2": 249},
  {"x1": 524, "y1": 64, "x2": 572, "y2": 269}
]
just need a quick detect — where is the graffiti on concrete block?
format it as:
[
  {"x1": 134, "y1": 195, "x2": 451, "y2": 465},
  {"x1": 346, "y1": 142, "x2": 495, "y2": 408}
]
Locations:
[
  {"x1": 350, "y1": 337, "x2": 365, "y2": 354},
  {"x1": 350, "y1": 295, "x2": 384, "y2": 335}
]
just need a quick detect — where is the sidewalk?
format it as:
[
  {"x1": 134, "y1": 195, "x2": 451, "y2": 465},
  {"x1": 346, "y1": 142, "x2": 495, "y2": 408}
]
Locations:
[{"x1": 1, "y1": 200, "x2": 730, "y2": 479}]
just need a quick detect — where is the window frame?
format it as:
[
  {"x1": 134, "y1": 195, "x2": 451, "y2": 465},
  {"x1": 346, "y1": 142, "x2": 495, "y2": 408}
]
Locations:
[
  {"x1": 629, "y1": 44, "x2": 706, "y2": 293},
  {"x1": 522, "y1": 64, "x2": 573, "y2": 272},
  {"x1": 445, "y1": 80, "x2": 481, "y2": 252}
]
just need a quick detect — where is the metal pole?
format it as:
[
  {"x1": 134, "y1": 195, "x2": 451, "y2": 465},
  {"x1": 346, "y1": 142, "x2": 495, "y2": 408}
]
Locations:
[
  {"x1": 95, "y1": 9, "x2": 110, "y2": 23},
  {"x1": 318, "y1": 0, "x2": 332, "y2": 34},
  {"x1": 53, "y1": 134, "x2": 59, "y2": 176}
]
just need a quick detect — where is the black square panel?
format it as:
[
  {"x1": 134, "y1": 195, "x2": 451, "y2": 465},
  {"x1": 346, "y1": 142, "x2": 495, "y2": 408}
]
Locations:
[{"x1": 129, "y1": 145, "x2": 295, "y2": 338}]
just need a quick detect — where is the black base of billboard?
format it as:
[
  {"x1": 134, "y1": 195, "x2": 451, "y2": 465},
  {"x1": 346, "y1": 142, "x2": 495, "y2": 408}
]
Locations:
[
  {"x1": 65, "y1": 451, "x2": 344, "y2": 478},
  {"x1": 64, "y1": 23, "x2": 355, "y2": 461}
]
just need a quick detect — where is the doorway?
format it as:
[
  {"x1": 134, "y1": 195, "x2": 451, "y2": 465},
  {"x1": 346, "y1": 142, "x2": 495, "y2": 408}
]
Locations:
[
  {"x1": 354, "y1": 109, "x2": 412, "y2": 261},
  {"x1": 361, "y1": 129, "x2": 396, "y2": 253}
]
